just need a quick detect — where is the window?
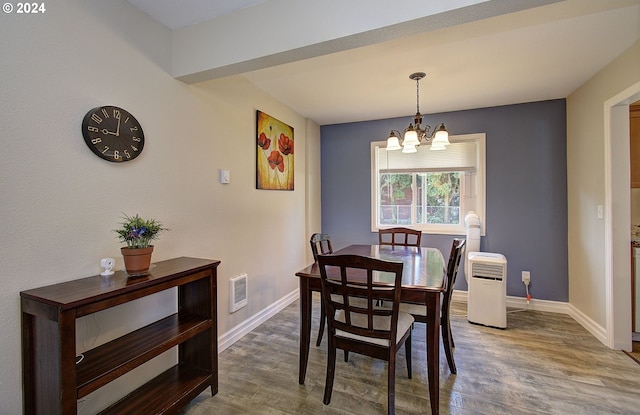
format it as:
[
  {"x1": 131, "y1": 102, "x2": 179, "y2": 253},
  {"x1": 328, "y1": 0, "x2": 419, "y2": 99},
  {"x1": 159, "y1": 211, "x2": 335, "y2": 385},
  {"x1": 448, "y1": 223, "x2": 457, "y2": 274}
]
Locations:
[{"x1": 371, "y1": 133, "x2": 486, "y2": 235}]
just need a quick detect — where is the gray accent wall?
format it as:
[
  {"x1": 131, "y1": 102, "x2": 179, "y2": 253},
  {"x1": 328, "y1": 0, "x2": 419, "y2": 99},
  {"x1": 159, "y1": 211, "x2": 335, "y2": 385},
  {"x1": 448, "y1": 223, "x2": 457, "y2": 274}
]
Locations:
[{"x1": 320, "y1": 99, "x2": 567, "y2": 301}]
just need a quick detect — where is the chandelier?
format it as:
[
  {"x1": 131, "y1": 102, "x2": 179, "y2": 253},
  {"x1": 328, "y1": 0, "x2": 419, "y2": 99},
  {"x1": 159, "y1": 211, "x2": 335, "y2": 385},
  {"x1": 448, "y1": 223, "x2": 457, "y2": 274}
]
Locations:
[{"x1": 386, "y1": 72, "x2": 450, "y2": 153}]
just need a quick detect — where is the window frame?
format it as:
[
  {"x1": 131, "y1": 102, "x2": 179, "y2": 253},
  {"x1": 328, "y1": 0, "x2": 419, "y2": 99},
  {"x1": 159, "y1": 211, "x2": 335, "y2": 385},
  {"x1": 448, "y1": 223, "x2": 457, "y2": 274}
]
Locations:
[{"x1": 370, "y1": 133, "x2": 486, "y2": 236}]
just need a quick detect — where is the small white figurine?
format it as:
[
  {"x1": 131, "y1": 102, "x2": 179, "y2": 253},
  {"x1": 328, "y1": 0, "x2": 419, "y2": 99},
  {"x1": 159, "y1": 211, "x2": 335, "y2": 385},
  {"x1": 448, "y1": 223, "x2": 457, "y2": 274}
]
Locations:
[{"x1": 100, "y1": 257, "x2": 115, "y2": 276}]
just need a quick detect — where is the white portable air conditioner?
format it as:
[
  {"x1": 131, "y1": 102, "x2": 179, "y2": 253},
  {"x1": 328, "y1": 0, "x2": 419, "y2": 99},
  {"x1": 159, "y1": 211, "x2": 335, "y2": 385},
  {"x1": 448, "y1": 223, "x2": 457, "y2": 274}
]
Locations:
[{"x1": 467, "y1": 252, "x2": 507, "y2": 328}]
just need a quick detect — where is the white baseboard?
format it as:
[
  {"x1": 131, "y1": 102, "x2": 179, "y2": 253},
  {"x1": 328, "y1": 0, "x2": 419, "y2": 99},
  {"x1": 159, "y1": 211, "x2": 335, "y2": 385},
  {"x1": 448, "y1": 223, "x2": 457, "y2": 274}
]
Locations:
[
  {"x1": 218, "y1": 289, "x2": 299, "y2": 352},
  {"x1": 452, "y1": 290, "x2": 608, "y2": 346},
  {"x1": 567, "y1": 303, "x2": 607, "y2": 345},
  {"x1": 219, "y1": 289, "x2": 608, "y2": 353},
  {"x1": 451, "y1": 290, "x2": 570, "y2": 314}
]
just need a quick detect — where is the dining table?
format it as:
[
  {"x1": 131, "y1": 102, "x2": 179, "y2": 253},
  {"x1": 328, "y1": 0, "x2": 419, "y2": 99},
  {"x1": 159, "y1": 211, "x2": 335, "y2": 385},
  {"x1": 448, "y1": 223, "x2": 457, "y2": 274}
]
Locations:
[{"x1": 295, "y1": 244, "x2": 447, "y2": 415}]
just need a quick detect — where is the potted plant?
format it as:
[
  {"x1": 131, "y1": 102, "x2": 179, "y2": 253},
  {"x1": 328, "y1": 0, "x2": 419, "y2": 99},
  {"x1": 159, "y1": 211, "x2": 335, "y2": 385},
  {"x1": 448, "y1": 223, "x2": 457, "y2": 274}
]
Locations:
[{"x1": 114, "y1": 213, "x2": 169, "y2": 275}]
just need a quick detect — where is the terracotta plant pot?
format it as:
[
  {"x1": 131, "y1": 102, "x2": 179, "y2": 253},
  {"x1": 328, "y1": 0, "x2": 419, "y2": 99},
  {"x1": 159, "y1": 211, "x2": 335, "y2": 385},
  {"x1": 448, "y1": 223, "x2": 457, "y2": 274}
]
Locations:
[{"x1": 121, "y1": 246, "x2": 154, "y2": 275}]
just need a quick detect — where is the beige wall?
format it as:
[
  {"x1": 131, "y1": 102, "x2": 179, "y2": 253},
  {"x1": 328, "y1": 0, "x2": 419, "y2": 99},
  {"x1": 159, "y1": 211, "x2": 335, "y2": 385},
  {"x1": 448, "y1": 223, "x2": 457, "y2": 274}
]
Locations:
[
  {"x1": 0, "y1": 1, "x2": 319, "y2": 413},
  {"x1": 567, "y1": 40, "x2": 640, "y2": 330},
  {"x1": 305, "y1": 118, "x2": 323, "y2": 264}
]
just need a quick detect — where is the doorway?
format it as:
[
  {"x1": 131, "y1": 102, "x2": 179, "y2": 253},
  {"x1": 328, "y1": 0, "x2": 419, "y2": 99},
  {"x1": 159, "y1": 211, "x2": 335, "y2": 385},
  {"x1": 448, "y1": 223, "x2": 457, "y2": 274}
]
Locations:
[
  {"x1": 606, "y1": 81, "x2": 640, "y2": 351},
  {"x1": 630, "y1": 102, "x2": 640, "y2": 342}
]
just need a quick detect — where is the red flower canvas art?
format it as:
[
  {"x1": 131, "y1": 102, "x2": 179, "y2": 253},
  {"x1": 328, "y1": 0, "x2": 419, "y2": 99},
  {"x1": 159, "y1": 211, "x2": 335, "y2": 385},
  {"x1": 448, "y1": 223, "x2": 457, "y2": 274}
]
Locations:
[{"x1": 256, "y1": 110, "x2": 294, "y2": 190}]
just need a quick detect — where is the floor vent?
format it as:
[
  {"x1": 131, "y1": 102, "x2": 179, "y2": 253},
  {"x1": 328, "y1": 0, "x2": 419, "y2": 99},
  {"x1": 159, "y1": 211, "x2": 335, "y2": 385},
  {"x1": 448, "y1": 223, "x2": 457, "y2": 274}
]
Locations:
[{"x1": 230, "y1": 273, "x2": 248, "y2": 313}]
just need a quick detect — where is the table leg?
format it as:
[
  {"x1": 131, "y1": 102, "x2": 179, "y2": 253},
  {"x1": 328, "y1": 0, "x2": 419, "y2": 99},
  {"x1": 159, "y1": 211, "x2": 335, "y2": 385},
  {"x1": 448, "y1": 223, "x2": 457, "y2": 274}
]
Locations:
[
  {"x1": 426, "y1": 292, "x2": 440, "y2": 415},
  {"x1": 299, "y1": 278, "x2": 312, "y2": 384}
]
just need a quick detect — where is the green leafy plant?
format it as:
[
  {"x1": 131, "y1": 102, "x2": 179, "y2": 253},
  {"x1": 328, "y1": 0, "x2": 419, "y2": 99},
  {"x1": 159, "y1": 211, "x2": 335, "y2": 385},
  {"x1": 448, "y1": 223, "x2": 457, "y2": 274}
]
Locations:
[{"x1": 114, "y1": 213, "x2": 169, "y2": 249}]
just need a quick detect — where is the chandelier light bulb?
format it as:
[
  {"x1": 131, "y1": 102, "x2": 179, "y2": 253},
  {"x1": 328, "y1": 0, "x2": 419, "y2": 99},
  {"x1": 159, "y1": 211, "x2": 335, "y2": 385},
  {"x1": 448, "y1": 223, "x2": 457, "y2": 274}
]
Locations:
[
  {"x1": 402, "y1": 143, "x2": 417, "y2": 153},
  {"x1": 431, "y1": 124, "x2": 450, "y2": 146},
  {"x1": 386, "y1": 135, "x2": 401, "y2": 151},
  {"x1": 403, "y1": 129, "x2": 420, "y2": 146}
]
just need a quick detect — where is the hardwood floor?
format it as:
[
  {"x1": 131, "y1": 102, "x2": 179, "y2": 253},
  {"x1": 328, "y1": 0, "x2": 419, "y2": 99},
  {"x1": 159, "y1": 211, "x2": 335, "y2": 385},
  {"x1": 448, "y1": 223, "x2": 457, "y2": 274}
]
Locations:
[
  {"x1": 178, "y1": 295, "x2": 640, "y2": 415},
  {"x1": 624, "y1": 341, "x2": 640, "y2": 366}
]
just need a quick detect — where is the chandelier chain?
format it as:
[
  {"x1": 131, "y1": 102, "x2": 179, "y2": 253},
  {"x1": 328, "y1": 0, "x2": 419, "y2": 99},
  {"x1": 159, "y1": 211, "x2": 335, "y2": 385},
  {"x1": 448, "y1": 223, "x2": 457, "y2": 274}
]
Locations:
[{"x1": 415, "y1": 77, "x2": 420, "y2": 115}]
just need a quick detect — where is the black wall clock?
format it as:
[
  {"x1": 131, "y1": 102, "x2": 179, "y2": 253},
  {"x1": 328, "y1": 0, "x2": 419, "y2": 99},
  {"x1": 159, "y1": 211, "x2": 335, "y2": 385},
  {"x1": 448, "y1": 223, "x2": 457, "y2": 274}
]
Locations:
[{"x1": 82, "y1": 106, "x2": 145, "y2": 162}]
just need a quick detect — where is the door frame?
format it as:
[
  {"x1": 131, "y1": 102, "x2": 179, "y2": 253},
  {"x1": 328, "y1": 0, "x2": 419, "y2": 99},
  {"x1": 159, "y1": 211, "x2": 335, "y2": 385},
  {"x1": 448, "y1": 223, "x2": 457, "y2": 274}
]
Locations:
[{"x1": 605, "y1": 81, "x2": 640, "y2": 350}]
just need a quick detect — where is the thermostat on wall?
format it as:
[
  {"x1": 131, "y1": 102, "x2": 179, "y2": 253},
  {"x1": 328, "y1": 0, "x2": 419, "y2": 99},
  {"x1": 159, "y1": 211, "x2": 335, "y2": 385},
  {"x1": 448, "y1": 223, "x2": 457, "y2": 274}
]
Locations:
[{"x1": 220, "y1": 169, "x2": 230, "y2": 184}]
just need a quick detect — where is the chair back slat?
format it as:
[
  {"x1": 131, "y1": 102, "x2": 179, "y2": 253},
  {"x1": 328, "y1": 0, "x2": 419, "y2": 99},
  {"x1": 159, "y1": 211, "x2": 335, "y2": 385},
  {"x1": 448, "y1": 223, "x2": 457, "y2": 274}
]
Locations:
[
  {"x1": 317, "y1": 254, "x2": 404, "y2": 344},
  {"x1": 378, "y1": 227, "x2": 422, "y2": 247},
  {"x1": 441, "y1": 238, "x2": 466, "y2": 321},
  {"x1": 310, "y1": 233, "x2": 333, "y2": 262}
]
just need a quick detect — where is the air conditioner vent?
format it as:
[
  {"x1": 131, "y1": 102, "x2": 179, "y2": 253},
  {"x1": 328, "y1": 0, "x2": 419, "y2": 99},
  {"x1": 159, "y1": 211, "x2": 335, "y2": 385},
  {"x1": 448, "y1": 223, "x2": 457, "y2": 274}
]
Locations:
[{"x1": 472, "y1": 262, "x2": 504, "y2": 280}]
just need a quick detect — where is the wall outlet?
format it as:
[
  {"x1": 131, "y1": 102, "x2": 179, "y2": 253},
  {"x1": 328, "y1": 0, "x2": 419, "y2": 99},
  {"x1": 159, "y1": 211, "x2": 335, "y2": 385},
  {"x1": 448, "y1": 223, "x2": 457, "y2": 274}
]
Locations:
[{"x1": 522, "y1": 271, "x2": 531, "y2": 285}]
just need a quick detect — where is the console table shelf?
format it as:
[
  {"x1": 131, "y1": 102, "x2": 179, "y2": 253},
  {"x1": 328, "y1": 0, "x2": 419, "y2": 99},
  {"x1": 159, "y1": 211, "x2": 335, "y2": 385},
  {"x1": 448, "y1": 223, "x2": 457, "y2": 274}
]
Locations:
[
  {"x1": 98, "y1": 365, "x2": 212, "y2": 415},
  {"x1": 21, "y1": 256, "x2": 220, "y2": 415}
]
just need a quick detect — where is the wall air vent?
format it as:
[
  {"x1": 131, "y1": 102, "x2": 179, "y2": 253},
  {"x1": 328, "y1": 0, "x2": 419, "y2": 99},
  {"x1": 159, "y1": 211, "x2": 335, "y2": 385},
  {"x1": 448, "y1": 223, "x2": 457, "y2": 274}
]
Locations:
[{"x1": 230, "y1": 273, "x2": 248, "y2": 313}]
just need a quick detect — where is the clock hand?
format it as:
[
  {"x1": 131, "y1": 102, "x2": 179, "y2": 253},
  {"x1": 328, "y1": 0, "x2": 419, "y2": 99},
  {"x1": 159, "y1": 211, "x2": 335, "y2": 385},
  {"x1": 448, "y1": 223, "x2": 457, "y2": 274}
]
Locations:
[
  {"x1": 115, "y1": 115, "x2": 121, "y2": 137},
  {"x1": 101, "y1": 128, "x2": 117, "y2": 136}
]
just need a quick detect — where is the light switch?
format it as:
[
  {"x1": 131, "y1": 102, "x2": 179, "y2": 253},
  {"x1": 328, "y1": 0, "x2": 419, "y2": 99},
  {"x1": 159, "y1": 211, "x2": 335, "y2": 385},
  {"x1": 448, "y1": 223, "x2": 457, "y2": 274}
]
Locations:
[
  {"x1": 597, "y1": 205, "x2": 603, "y2": 219},
  {"x1": 220, "y1": 169, "x2": 230, "y2": 184}
]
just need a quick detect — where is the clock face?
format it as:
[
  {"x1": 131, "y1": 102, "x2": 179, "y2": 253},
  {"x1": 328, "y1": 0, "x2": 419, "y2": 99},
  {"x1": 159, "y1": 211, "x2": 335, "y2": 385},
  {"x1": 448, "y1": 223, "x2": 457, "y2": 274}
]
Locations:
[{"x1": 82, "y1": 106, "x2": 144, "y2": 162}]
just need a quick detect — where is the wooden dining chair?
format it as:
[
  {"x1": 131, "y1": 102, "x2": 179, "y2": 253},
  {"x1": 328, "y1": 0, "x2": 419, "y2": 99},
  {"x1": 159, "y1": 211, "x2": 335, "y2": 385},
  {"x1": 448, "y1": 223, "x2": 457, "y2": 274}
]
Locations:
[
  {"x1": 378, "y1": 227, "x2": 422, "y2": 247},
  {"x1": 310, "y1": 233, "x2": 334, "y2": 346},
  {"x1": 399, "y1": 238, "x2": 466, "y2": 374},
  {"x1": 310, "y1": 233, "x2": 333, "y2": 262},
  {"x1": 317, "y1": 254, "x2": 413, "y2": 415}
]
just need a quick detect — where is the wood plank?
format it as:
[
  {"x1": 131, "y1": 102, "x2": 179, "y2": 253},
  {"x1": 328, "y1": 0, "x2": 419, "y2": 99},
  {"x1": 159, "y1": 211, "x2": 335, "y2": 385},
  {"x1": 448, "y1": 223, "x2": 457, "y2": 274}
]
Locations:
[{"x1": 176, "y1": 296, "x2": 640, "y2": 415}]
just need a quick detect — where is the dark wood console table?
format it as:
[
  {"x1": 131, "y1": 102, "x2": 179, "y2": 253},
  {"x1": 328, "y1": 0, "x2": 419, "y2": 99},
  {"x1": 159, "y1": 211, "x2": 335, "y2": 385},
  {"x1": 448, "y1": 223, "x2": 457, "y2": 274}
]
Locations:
[{"x1": 21, "y1": 256, "x2": 220, "y2": 415}]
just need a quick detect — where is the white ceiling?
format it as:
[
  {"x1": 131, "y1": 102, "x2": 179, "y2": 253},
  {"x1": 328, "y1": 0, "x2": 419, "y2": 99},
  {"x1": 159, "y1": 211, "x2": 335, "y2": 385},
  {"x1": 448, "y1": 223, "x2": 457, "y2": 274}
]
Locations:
[
  {"x1": 126, "y1": 0, "x2": 269, "y2": 30},
  {"x1": 127, "y1": 0, "x2": 640, "y2": 126}
]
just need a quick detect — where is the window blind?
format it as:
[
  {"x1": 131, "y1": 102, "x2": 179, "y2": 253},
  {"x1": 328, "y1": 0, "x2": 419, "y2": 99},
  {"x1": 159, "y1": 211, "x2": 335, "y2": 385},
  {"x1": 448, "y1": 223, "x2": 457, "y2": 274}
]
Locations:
[{"x1": 377, "y1": 141, "x2": 477, "y2": 173}]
